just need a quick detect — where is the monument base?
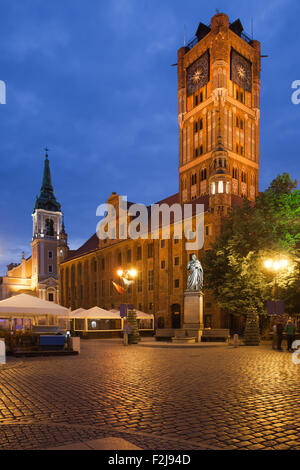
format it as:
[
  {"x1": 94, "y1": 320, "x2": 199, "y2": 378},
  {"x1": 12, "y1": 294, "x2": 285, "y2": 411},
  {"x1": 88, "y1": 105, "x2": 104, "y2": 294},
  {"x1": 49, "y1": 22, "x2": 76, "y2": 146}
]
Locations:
[
  {"x1": 171, "y1": 290, "x2": 204, "y2": 343},
  {"x1": 172, "y1": 329, "x2": 196, "y2": 344}
]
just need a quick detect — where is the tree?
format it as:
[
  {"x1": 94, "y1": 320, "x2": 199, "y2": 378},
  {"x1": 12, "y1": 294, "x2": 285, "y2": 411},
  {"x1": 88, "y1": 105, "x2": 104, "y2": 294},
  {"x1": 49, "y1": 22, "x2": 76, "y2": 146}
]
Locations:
[{"x1": 202, "y1": 173, "x2": 300, "y2": 338}]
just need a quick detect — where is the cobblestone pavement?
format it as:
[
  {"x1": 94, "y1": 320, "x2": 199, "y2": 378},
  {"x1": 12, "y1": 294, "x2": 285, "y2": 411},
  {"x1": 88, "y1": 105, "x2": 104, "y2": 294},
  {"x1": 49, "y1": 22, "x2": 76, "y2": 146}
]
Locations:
[{"x1": 0, "y1": 339, "x2": 300, "y2": 450}]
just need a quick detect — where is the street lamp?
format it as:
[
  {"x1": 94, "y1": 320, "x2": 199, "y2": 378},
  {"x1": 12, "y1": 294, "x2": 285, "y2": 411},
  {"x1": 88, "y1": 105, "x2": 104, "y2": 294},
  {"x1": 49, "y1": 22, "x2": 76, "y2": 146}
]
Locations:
[
  {"x1": 114, "y1": 267, "x2": 140, "y2": 345},
  {"x1": 264, "y1": 258, "x2": 289, "y2": 314}
]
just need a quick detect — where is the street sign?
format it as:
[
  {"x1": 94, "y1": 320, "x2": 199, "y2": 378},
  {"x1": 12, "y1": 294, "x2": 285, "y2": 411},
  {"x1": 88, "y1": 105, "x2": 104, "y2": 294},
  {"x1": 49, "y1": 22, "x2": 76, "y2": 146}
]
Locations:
[{"x1": 120, "y1": 304, "x2": 127, "y2": 318}]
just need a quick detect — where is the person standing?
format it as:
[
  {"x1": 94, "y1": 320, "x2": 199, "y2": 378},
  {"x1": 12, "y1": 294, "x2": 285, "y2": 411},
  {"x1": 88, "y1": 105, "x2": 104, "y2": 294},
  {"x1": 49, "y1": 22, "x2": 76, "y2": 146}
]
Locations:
[
  {"x1": 272, "y1": 323, "x2": 277, "y2": 350},
  {"x1": 276, "y1": 321, "x2": 284, "y2": 351},
  {"x1": 285, "y1": 318, "x2": 296, "y2": 352}
]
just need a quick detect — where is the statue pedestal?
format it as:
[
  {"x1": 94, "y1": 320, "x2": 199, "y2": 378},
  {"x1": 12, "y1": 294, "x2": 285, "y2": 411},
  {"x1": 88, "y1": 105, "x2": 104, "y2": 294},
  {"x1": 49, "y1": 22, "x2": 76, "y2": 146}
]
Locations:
[{"x1": 183, "y1": 290, "x2": 204, "y2": 342}]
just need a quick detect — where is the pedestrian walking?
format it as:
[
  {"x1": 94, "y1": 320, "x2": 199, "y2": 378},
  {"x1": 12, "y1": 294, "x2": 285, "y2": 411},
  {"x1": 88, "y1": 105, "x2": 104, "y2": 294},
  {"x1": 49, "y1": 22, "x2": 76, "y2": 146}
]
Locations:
[
  {"x1": 285, "y1": 318, "x2": 296, "y2": 352},
  {"x1": 272, "y1": 323, "x2": 277, "y2": 350},
  {"x1": 276, "y1": 321, "x2": 284, "y2": 351}
]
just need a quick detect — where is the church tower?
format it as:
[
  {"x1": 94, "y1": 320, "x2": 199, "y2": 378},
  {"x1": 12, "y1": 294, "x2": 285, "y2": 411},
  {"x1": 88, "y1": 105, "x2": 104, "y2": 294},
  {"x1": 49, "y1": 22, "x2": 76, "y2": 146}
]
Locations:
[
  {"x1": 178, "y1": 13, "x2": 261, "y2": 212},
  {"x1": 31, "y1": 150, "x2": 68, "y2": 302},
  {"x1": 0, "y1": 150, "x2": 68, "y2": 302}
]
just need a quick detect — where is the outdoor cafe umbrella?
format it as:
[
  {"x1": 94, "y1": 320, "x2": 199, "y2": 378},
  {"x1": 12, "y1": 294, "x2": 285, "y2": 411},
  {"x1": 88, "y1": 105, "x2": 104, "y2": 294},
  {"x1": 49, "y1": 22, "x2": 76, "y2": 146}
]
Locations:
[{"x1": 0, "y1": 293, "x2": 69, "y2": 317}]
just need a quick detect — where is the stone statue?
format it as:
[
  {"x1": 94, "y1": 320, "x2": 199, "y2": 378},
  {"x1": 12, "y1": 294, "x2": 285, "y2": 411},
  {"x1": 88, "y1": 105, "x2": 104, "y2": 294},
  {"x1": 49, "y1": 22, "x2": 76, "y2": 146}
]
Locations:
[{"x1": 187, "y1": 254, "x2": 203, "y2": 291}]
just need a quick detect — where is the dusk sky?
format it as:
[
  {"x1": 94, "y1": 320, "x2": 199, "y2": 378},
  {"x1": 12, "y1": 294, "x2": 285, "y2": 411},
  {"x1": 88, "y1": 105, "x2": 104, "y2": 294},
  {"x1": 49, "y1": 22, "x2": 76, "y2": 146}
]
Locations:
[{"x1": 0, "y1": 0, "x2": 299, "y2": 274}]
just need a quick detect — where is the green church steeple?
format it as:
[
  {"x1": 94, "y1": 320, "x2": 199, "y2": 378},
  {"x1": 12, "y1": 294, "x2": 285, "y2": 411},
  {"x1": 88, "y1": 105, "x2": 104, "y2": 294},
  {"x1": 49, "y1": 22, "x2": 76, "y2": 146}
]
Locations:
[{"x1": 34, "y1": 150, "x2": 61, "y2": 213}]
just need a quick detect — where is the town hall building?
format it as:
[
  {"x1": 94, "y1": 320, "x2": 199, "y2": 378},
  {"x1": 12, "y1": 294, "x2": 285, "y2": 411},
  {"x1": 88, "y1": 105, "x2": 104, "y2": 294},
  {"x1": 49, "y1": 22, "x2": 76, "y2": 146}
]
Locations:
[{"x1": 60, "y1": 12, "x2": 261, "y2": 330}]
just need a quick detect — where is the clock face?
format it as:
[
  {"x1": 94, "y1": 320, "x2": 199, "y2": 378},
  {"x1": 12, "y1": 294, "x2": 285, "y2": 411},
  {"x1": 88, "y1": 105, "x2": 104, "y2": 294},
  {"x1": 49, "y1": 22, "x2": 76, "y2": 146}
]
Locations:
[
  {"x1": 231, "y1": 49, "x2": 252, "y2": 92},
  {"x1": 186, "y1": 50, "x2": 210, "y2": 97}
]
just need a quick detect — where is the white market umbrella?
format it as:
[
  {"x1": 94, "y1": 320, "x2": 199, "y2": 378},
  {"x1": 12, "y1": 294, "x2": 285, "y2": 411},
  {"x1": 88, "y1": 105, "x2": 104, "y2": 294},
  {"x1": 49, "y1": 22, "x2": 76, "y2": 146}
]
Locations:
[
  {"x1": 69, "y1": 308, "x2": 87, "y2": 318},
  {"x1": 80, "y1": 306, "x2": 121, "y2": 320},
  {"x1": 110, "y1": 308, "x2": 154, "y2": 320},
  {"x1": 0, "y1": 294, "x2": 69, "y2": 317}
]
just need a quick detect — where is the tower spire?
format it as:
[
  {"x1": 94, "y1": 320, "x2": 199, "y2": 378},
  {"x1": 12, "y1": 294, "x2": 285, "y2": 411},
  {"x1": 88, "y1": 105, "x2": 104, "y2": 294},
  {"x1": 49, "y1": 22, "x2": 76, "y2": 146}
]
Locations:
[{"x1": 34, "y1": 149, "x2": 61, "y2": 213}]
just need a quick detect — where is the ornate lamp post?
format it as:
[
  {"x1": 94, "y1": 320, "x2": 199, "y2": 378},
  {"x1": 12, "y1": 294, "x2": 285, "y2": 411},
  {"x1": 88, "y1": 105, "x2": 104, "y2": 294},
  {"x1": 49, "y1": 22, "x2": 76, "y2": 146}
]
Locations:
[
  {"x1": 264, "y1": 258, "x2": 289, "y2": 315},
  {"x1": 114, "y1": 268, "x2": 140, "y2": 345}
]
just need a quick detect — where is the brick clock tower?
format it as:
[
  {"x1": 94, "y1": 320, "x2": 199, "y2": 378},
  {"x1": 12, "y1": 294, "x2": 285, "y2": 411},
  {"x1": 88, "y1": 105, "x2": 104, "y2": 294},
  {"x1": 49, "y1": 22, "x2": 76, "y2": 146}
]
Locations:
[{"x1": 178, "y1": 13, "x2": 261, "y2": 214}]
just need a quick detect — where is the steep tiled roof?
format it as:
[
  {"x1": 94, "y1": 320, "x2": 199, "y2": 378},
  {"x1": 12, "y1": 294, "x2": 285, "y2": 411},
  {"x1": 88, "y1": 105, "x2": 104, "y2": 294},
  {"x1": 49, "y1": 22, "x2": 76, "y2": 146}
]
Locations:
[
  {"x1": 65, "y1": 233, "x2": 99, "y2": 262},
  {"x1": 63, "y1": 193, "x2": 211, "y2": 263}
]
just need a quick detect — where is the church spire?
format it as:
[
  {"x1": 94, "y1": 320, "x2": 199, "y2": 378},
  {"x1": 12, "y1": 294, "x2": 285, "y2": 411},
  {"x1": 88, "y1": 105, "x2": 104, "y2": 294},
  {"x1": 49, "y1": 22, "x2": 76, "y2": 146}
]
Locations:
[{"x1": 34, "y1": 149, "x2": 61, "y2": 213}]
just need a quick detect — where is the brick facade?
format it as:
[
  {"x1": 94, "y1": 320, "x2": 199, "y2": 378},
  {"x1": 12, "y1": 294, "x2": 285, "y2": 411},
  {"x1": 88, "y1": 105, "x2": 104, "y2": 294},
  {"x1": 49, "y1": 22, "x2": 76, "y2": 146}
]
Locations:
[{"x1": 59, "y1": 12, "x2": 261, "y2": 330}]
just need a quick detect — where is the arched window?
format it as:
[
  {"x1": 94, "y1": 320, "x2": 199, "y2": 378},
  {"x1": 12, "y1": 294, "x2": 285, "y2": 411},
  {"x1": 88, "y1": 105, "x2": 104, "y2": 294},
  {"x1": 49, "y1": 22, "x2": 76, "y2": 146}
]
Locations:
[
  {"x1": 226, "y1": 182, "x2": 230, "y2": 194},
  {"x1": 218, "y1": 181, "x2": 224, "y2": 194},
  {"x1": 211, "y1": 182, "x2": 216, "y2": 195},
  {"x1": 45, "y1": 219, "x2": 54, "y2": 236}
]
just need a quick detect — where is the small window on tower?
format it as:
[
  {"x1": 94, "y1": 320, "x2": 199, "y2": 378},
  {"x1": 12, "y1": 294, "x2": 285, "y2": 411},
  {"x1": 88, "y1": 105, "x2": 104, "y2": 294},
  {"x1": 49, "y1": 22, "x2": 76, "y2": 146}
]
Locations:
[
  {"x1": 48, "y1": 251, "x2": 53, "y2": 259},
  {"x1": 48, "y1": 265, "x2": 53, "y2": 274},
  {"x1": 45, "y1": 219, "x2": 54, "y2": 237}
]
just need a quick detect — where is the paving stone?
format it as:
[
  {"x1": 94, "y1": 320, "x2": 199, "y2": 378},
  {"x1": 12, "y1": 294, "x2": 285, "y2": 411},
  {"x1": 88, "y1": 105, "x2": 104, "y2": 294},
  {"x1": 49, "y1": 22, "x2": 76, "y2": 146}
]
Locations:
[{"x1": 0, "y1": 340, "x2": 300, "y2": 450}]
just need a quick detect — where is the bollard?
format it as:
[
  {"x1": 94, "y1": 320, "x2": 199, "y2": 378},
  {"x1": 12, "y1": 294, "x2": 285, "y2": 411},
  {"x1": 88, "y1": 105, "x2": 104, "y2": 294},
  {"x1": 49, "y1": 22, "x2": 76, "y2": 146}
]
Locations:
[{"x1": 233, "y1": 334, "x2": 239, "y2": 348}]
